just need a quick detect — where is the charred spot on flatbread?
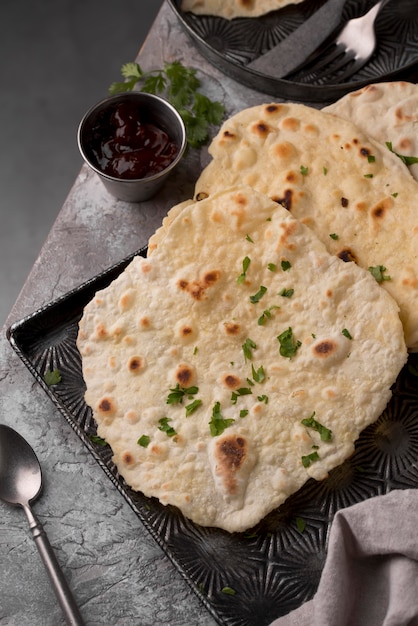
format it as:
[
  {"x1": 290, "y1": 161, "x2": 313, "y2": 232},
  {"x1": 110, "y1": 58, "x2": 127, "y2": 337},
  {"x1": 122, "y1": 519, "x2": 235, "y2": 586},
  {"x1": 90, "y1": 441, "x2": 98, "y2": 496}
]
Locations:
[
  {"x1": 214, "y1": 435, "x2": 248, "y2": 494},
  {"x1": 97, "y1": 396, "x2": 116, "y2": 415},
  {"x1": 273, "y1": 189, "x2": 293, "y2": 211},
  {"x1": 128, "y1": 356, "x2": 145, "y2": 374},
  {"x1": 175, "y1": 364, "x2": 195, "y2": 387}
]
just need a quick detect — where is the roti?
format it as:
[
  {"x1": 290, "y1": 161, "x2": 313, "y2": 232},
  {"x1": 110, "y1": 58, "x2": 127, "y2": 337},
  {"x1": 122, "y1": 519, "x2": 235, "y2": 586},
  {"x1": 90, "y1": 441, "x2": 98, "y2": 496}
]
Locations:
[
  {"x1": 324, "y1": 81, "x2": 418, "y2": 182},
  {"x1": 77, "y1": 186, "x2": 407, "y2": 532},
  {"x1": 192, "y1": 101, "x2": 418, "y2": 350},
  {"x1": 180, "y1": 0, "x2": 305, "y2": 19}
]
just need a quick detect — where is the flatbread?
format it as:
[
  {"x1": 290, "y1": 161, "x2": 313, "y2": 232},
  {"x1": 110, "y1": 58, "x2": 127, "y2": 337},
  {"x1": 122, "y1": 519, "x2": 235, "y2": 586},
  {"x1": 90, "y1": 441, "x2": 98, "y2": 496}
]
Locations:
[
  {"x1": 180, "y1": 0, "x2": 305, "y2": 19},
  {"x1": 77, "y1": 186, "x2": 407, "y2": 532},
  {"x1": 324, "y1": 81, "x2": 418, "y2": 182},
  {"x1": 192, "y1": 101, "x2": 418, "y2": 350}
]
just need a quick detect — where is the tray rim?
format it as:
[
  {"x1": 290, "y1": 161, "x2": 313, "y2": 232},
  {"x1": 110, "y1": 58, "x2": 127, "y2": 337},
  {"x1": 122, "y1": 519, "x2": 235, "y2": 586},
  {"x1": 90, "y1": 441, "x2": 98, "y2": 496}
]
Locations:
[{"x1": 167, "y1": 0, "x2": 418, "y2": 103}]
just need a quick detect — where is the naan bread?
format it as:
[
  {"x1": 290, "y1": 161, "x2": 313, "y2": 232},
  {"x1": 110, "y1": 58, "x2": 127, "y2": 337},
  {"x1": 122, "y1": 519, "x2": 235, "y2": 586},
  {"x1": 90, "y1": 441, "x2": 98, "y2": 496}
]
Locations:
[
  {"x1": 181, "y1": 0, "x2": 305, "y2": 19},
  {"x1": 77, "y1": 186, "x2": 407, "y2": 532},
  {"x1": 324, "y1": 81, "x2": 418, "y2": 181},
  {"x1": 192, "y1": 102, "x2": 418, "y2": 350}
]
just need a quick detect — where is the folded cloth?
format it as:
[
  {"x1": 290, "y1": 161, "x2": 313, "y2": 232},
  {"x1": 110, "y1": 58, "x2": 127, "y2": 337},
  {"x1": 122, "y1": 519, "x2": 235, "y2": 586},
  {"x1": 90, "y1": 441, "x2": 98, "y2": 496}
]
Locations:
[{"x1": 270, "y1": 489, "x2": 418, "y2": 626}]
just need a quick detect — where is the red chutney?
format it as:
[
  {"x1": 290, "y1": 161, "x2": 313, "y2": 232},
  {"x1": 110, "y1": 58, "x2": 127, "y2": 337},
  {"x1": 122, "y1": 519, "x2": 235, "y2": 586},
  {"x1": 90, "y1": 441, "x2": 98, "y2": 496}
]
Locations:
[{"x1": 92, "y1": 101, "x2": 179, "y2": 179}]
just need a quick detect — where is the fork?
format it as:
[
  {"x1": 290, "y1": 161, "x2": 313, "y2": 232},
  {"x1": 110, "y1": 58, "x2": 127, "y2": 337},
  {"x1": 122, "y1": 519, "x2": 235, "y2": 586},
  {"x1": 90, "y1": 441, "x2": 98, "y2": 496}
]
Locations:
[{"x1": 289, "y1": 0, "x2": 393, "y2": 83}]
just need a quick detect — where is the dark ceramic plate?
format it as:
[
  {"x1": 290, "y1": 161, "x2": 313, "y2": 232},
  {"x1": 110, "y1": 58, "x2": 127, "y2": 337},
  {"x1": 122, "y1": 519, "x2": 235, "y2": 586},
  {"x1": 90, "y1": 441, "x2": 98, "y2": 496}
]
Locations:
[
  {"x1": 168, "y1": 0, "x2": 418, "y2": 102},
  {"x1": 7, "y1": 249, "x2": 418, "y2": 626}
]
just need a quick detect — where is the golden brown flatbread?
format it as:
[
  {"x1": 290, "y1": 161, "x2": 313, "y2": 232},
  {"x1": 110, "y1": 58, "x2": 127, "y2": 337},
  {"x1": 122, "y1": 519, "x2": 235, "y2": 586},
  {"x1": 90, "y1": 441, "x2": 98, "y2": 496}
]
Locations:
[
  {"x1": 77, "y1": 186, "x2": 406, "y2": 532},
  {"x1": 324, "y1": 81, "x2": 418, "y2": 182},
  {"x1": 192, "y1": 102, "x2": 418, "y2": 350},
  {"x1": 181, "y1": 0, "x2": 305, "y2": 19}
]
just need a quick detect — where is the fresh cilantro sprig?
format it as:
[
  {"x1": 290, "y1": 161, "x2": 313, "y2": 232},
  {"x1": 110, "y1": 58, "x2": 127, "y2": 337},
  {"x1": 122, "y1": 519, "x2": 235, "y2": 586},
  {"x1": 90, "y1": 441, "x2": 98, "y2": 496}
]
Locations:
[{"x1": 109, "y1": 61, "x2": 225, "y2": 149}]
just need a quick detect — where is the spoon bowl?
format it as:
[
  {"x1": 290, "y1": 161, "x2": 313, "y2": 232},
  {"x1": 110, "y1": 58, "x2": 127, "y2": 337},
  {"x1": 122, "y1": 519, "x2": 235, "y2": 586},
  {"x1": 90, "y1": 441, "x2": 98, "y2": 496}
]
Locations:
[
  {"x1": 0, "y1": 424, "x2": 42, "y2": 505},
  {"x1": 0, "y1": 424, "x2": 85, "y2": 625}
]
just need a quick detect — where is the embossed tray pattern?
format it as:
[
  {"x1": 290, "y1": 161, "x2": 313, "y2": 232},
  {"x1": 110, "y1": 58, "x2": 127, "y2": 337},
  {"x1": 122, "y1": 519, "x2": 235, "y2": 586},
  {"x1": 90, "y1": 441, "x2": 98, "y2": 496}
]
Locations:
[
  {"x1": 168, "y1": 0, "x2": 418, "y2": 102},
  {"x1": 7, "y1": 248, "x2": 418, "y2": 626}
]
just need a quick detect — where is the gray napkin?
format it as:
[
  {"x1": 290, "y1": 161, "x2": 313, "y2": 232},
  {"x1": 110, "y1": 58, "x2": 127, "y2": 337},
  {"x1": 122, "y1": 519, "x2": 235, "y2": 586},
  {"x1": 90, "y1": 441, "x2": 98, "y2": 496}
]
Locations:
[{"x1": 270, "y1": 489, "x2": 418, "y2": 626}]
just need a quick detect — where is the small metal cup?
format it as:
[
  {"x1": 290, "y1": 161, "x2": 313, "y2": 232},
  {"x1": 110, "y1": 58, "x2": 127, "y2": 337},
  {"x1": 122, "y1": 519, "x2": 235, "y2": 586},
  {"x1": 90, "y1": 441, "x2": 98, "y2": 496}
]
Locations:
[{"x1": 77, "y1": 92, "x2": 187, "y2": 202}]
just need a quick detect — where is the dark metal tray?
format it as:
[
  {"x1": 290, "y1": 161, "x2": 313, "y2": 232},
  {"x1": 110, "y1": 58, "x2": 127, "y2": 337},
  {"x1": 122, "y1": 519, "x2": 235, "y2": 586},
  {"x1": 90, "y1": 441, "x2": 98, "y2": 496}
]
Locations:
[
  {"x1": 7, "y1": 247, "x2": 418, "y2": 626},
  {"x1": 168, "y1": 0, "x2": 418, "y2": 102}
]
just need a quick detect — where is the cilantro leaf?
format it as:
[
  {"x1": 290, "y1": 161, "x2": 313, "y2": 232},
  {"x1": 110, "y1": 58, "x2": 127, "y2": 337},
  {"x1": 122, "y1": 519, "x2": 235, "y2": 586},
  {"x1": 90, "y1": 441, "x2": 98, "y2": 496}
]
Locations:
[
  {"x1": 301, "y1": 451, "x2": 320, "y2": 468},
  {"x1": 249, "y1": 285, "x2": 267, "y2": 304},
  {"x1": 89, "y1": 434, "x2": 107, "y2": 446},
  {"x1": 386, "y1": 141, "x2": 418, "y2": 166},
  {"x1": 209, "y1": 402, "x2": 235, "y2": 436},
  {"x1": 109, "y1": 60, "x2": 225, "y2": 149},
  {"x1": 251, "y1": 364, "x2": 265, "y2": 383},
  {"x1": 158, "y1": 417, "x2": 177, "y2": 437},
  {"x1": 44, "y1": 368, "x2": 62, "y2": 386},
  {"x1": 301, "y1": 412, "x2": 332, "y2": 442},
  {"x1": 185, "y1": 399, "x2": 202, "y2": 416},
  {"x1": 277, "y1": 327, "x2": 301, "y2": 358},
  {"x1": 242, "y1": 338, "x2": 257, "y2": 361},
  {"x1": 137, "y1": 435, "x2": 150, "y2": 448},
  {"x1": 368, "y1": 265, "x2": 391, "y2": 283}
]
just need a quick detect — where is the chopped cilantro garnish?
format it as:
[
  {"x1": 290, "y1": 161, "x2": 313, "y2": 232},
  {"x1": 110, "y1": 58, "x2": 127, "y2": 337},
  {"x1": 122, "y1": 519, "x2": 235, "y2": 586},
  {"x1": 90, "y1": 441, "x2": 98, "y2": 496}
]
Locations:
[
  {"x1": 258, "y1": 305, "x2": 279, "y2": 326},
  {"x1": 251, "y1": 364, "x2": 266, "y2": 384},
  {"x1": 323, "y1": 166, "x2": 328, "y2": 175},
  {"x1": 301, "y1": 412, "x2": 332, "y2": 442},
  {"x1": 185, "y1": 399, "x2": 202, "y2": 416},
  {"x1": 386, "y1": 141, "x2": 418, "y2": 166},
  {"x1": 250, "y1": 285, "x2": 267, "y2": 303},
  {"x1": 138, "y1": 435, "x2": 150, "y2": 448},
  {"x1": 44, "y1": 368, "x2": 62, "y2": 386},
  {"x1": 158, "y1": 417, "x2": 177, "y2": 437},
  {"x1": 209, "y1": 402, "x2": 235, "y2": 436},
  {"x1": 109, "y1": 61, "x2": 225, "y2": 149},
  {"x1": 89, "y1": 434, "x2": 107, "y2": 446},
  {"x1": 367, "y1": 155, "x2": 376, "y2": 163},
  {"x1": 296, "y1": 517, "x2": 306, "y2": 533},
  {"x1": 364, "y1": 173, "x2": 373, "y2": 178},
  {"x1": 267, "y1": 263, "x2": 277, "y2": 272},
  {"x1": 166, "y1": 384, "x2": 199, "y2": 404},
  {"x1": 242, "y1": 338, "x2": 257, "y2": 361},
  {"x1": 257, "y1": 394, "x2": 269, "y2": 404},
  {"x1": 240, "y1": 409, "x2": 249, "y2": 418},
  {"x1": 281, "y1": 260, "x2": 291, "y2": 271},
  {"x1": 301, "y1": 451, "x2": 320, "y2": 468},
  {"x1": 246, "y1": 234, "x2": 254, "y2": 243},
  {"x1": 237, "y1": 256, "x2": 251, "y2": 284},
  {"x1": 221, "y1": 586, "x2": 236, "y2": 596},
  {"x1": 300, "y1": 165, "x2": 308, "y2": 176},
  {"x1": 342, "y1": 328, "x2": 353, "y2": 340},
  {"x1": 368, "y1": 265, "x2": 391, "y2": 283},
  {"x1": 277, "y1": 327, "x2": 301, "y2": 358},
  {"x1": 329, "y1": 233, "x2": 339, "y2": 240},
  {"x1": 279, "y1": 288, "x2": 294, "y2": 298},
  {"x1": 231, "y1": 388, "x2": 252, "y2": 404}
]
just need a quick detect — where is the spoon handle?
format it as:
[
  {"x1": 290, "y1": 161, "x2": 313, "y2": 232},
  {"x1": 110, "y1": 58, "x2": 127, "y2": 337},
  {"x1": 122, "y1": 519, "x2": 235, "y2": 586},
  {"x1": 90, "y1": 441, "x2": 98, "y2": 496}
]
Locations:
[{"x1": 23, "y1": 503, "x2": 85, "y2": 626}]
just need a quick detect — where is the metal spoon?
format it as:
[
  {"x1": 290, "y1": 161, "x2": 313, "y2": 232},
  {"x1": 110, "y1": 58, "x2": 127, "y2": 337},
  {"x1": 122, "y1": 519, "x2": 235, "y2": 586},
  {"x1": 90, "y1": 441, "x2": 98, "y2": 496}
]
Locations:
[{"x1": 0, "y1": 424, "x2": 85, "y2": 626}]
